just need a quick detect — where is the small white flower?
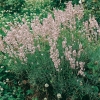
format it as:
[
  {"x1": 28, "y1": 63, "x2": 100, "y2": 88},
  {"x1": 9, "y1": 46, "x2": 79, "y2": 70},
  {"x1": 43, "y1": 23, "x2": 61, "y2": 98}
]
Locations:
[
  {"x1": 79, "y1": 0, "x2": 82, "y2": 4},
  {"x1": 41, "y1": 54, "x2": 43, "y2": 56},
  {"x1": 57, "y1": 93, "x2": 62, "y2": 99},
  {"x1": 44, "y1": 97, "x2": 47, "y2": 100},
  {"x1": 45, "y1": 83, "x2": 49, "y2": 88},
  {"x1": 6, "y1": 78, "x2": 9, "y2": 82},
  {"x1": 3, "y1": 82, "x2": 6, "y2": 84},
  {"x1": 1, "y1": 66, "x2": 4, "y2": 68},
  {"x1": 0, "y1": 88, "x2": 3, "y2": 91},
  {"x1": 5, "y1": 70, "x2": 8, "y2": 73}
]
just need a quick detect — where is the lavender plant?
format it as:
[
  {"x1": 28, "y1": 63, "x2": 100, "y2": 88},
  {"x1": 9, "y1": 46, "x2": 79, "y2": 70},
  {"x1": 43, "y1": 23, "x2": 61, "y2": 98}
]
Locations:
[{"x1": 1, "y1": 1, "x2": 100, "y2": 100}]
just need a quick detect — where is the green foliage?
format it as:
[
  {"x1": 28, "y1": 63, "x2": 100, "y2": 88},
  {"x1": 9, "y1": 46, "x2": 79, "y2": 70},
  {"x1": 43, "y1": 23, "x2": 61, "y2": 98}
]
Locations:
[
  {"x1": 0, "y1": 0, "x2": 25, "y2": 13},
  {"x1": 50, "y1": 0, "x2": 79, "y2": 8}
]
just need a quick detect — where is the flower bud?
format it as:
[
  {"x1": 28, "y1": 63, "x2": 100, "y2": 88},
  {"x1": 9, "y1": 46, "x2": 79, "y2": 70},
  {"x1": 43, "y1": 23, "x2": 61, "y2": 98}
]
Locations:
[
  {"x1": 6, "y1": 78, "x2": 9, "y2": 82},
  {"x1": 1, "y1": 66, "x2": 4, "y2": 68},
  {"x1": 0, "y1": 88, "x2": 3, "y2": 91},
  {"x1": 72, "y1": 50, "x2": 76, "y2": 57},
  {"x1": 57, "y1": 93, "x2": 62, "y2": 99},
  {"x1": 79, "y1": 43, "x2": 82, "y2": 49},
  {"x1": 79, "y1": 0, "x2": 82, "y2": 4},
  {"x1": 45, "y1": 83, "x2": 49, "y2": 88},
  {"x1": 44, "y1": 97, "x2": 47, "y2": 100}
]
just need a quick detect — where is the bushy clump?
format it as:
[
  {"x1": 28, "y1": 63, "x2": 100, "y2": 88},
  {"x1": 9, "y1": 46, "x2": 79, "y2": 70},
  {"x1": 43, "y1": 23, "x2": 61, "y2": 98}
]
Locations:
[
  {"x1": 0, "y1": 0, "x2": 25, "y2": 13},
  {"x1": 1, "y1": 1, "x2": 100, "y2": 100}
]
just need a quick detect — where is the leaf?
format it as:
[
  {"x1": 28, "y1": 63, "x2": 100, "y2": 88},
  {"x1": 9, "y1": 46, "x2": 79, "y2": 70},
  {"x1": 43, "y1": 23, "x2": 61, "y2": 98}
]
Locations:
[
  {"x1": 92, "y1": 86, "x2": 99, "y2": 92},
  {"x1": 32, "y1": 97, "x2": 38, "y2": 100},
  {"x1": 26, "y1": 89, "x2": 33, "y2": 95}
]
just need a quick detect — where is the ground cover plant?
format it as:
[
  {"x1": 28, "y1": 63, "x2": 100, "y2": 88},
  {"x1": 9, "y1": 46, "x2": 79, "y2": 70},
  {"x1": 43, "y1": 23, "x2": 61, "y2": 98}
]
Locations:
[{"x1": 1, "y1": 1, "x2": 100, "y2": 100}]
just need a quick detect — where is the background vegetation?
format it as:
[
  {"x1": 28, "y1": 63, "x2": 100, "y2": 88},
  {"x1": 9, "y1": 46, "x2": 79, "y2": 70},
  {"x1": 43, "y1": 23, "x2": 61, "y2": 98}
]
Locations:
[{"x1": 0, "y1": 0, "x2": 100, "y2": 100}]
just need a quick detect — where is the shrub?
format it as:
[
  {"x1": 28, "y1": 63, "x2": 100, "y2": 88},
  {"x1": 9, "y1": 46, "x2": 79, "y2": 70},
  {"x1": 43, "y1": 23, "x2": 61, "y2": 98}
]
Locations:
[
  {"x1": 1, "y1": 1, "x2": 100, "y2": 100},
  {"x1": 0, "y1": 0, "x2": 25, "y2": 13}
]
